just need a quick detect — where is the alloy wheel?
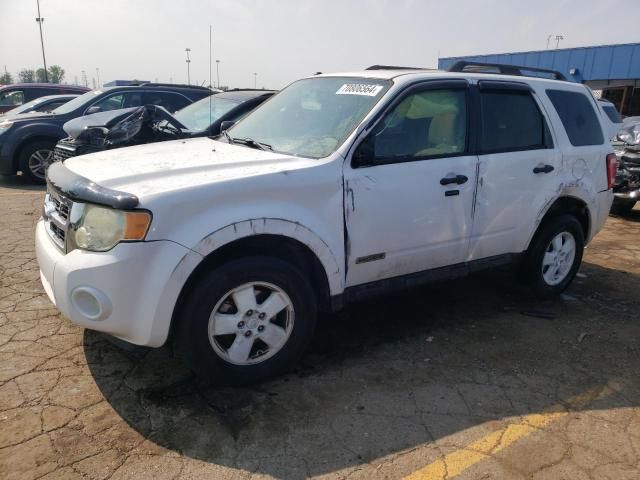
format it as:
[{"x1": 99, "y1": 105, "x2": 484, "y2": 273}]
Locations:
[
  {"x1": 541, "y1": 231, "x2": 576, "y2": 286},
  {"x1": 207, "y1": 281, "x2": 294, "y2": 365}
]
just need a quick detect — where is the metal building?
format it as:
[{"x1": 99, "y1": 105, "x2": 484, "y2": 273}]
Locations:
[{"x1": 439, "y1": 43, "x2": 640, "y2": 116}]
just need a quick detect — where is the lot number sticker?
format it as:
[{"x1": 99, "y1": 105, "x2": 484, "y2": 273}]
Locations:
[{"x1": 336, "y1": 84, "x2": 384, "y2": 96}]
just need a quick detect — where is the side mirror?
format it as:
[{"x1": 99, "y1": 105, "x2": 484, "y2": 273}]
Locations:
[
  {"x1": 220, "y1": 120, "x2": 236, "y2": 132},
  {"x1": 352, "y1": 135, "x2": 376, "y2": 167},
  {"x1": 85, "y1": 106, "x2": 101, "y2": 115}
]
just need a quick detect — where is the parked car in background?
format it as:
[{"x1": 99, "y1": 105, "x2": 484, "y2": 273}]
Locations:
[
  {"x1": 53, "y1": 89, "x2": 274, "y2": 162},
  {"x1": 0, "y1": 83, "x2": 216, "y2": 182},
  {"x1": 0, "y1": 94, "x2": 79, "y2": 118},
  {"x1": 36, "y1": 64, "x2": 614, "y2": 384},
  {"x1": 0, "y1": 83, "x2": 88, "y2": 114},
  {"x1": 597, "y1": 98, "x2": 623, "y2": 140},
  {"x1": 611, "y1": 117, "x2": 640, "y2": 214}
]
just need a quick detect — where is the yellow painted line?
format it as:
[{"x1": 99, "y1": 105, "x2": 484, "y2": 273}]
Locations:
[{"x1": 404, "y1": 387, "x2": 607, "y2": 480}]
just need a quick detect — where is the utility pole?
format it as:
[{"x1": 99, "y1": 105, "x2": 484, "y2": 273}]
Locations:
[
  {"x1": 96, "y1": 68, "x2": 100, "y2": 88},
  {"x1": 185, "y1": 48, "x2": 191, "y2": 85},
  {"x1": 254, "y1": 72, "x2": 257, "y2": 89},
  {"x1": 555, "y1": 35, "x2": 564, "y2": 49},
  {"x1": 35, "y1": 0, "x2": 48, "y2": 82},
  {"x1": 81, "y1": 70, "x2": 88, "y2": 88},
  {"x1": 216, "y1": 60, "x2": 220, "y2": 89}
]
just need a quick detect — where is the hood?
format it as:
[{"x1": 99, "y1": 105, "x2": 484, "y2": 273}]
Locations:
[
  {"x1": 5, "y1": 111, "x2": 58, "y2": 123},
  {"x1": 63, "y1": 107, "x2": 140, "y2": 139},
  {"x1": 62, "y1": 105, "x2": 188, "y2": 144},
  {"x1": 63, "y1": 137, "x2": 315, "y2": 200}
]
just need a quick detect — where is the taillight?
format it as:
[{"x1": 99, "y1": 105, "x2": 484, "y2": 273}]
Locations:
[{"x1": 606, "y1": 153, "x2": 617, "y2": 189}]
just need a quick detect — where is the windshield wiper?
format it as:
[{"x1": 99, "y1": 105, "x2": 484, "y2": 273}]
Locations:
[{"x1": 231, "y1": 136, "x2": 273, "y2": 151}]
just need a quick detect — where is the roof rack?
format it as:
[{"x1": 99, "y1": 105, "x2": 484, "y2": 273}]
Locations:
[
  {"x1": 139, "y1": 82, "x2": 214, "y2": 91},
  {"x1": 366, "y1": 65, "x2": 428, "y2": 71},
  {"x1": 446, "y1": 61, "x2": 567, "y2": 81}
]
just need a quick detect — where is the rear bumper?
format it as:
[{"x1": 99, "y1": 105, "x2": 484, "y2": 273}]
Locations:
[
  {"x1": 614, "y1": 189, "x2": 640, "y2": 200},
  {"x1": 35, "y1": 219, "x2": 192, "y2": 347},
  {"x1": 591, "y1": 189, "x2": 614, "y2": 241}
]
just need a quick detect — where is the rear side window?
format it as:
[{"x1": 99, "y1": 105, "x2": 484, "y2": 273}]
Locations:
[
  {"x1": 479, "y1": 90, "x2": 549, "y2": 153},
  {"x1": 143, "y1": 92, "x2": 190, "y2": 112},
  {"x1": 546, "y1": 90, "x2": 604, "y2": 146}
]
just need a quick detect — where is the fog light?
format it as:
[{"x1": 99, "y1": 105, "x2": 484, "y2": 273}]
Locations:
[{"x1": 71, "y1": 287, "x2": 111, "y2": 321}]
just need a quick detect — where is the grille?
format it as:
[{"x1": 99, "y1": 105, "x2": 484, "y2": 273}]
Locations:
[
  {"x1": 53, "y1": 140, "x2": 77, "y2": 162},
  {"x1": 43, "y1": 189, "x2": 72, "y2": 251}
]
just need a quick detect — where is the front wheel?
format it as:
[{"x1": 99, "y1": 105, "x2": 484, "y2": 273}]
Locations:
[
  {"x1": 174, "y1": 256, "x2": 317, "y2": 385},
  {"x1": 18, "y1": 140, "x2": 56, "y2": 184},
  {"x1": 521, "y1": 214, "x2": 584, "y2": 298}
]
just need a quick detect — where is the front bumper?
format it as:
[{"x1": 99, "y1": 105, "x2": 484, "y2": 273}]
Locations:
[{"x1": 35, "y1": 219, "x2": 191, "y2": 347}]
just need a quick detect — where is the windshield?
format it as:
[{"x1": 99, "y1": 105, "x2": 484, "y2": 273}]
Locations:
[
  {"x1": 53, "y1": 90, "x2": 103, "y2": 114},
  {"x1": 5, "y1": 97, "x2": 46, "y2": 115},
  {"x1": 228, "y1": 77, "x2": 391, "y2": 158},
  {"x1": 174, "y1": 95, "x2": 241, "y2": 132}
]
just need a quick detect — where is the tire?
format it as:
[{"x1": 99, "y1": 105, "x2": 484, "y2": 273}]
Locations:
[
  {"x1": 521, "y1": 214, "x2": 584, "y2": 298},
  {"x1": 611, "y1": 198, "x2": 636, "y2": 215},
  {"x1": 174, "y1": 256, "x2": 317, "y2": 385},
  {"x1": 18, "y1": 140, "x2": 56, "y2": 184}
]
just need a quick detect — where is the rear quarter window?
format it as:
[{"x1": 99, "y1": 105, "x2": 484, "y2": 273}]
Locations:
[
  {"x1": 546, "y1": 89, "x2": 604, "y2": 146},
  {"x1": 602, "y1": 105, "x2": 622, "y2": 124}
]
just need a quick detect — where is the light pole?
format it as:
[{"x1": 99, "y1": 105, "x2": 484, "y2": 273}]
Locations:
[
  {"x1": 555, "y1": 35, "x2": 564, "y2": 49},
  {"x1": 216, "y1": 60, "x2": 220, "y2": 89},
  {"x1": 254, "y1": 72, "x2": 257, "y2": 89},
  {"x1": 185, "y1": 48, "x2": 191, "y2": 85},
  {"x1": 81, "y1": 70, "x2": 87, "y2": 87},
  {"x1": 35, "y1": 0, "x2": 48, "y2": 82},
  {"x1": 546, "y1": 35, "x2": 552, "y2": 49},
  {"x1": 96, "y1": 68, "x2": 100, "y2": 88}
]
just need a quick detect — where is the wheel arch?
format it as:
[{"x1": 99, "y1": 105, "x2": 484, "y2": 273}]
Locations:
[
  {"x1": 528, "y1": 195, "x2": 591, "y2": 250},
  {"x1": 162, "y1": 219, "x2": 343, "y2": 344},
  {"x1": 13, "y1": 134, "x2": 61, "y2": 172}
]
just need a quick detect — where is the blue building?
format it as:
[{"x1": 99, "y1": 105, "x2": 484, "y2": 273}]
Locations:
[{"x1": 439, "y1": 43, "x2": 640, "y2": 116}]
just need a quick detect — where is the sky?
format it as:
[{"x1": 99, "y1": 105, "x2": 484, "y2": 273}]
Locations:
[{"x1": 1, "y1": 0, "x2": 639, "y2": 90}]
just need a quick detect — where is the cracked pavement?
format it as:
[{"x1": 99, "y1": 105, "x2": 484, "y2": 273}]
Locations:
[{"x1": 1, "y1": 174, "x2": 640, "y2": 480}]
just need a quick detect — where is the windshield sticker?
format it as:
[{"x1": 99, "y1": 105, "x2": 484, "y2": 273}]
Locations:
[{"x1": 336, "y1": 84, "x2": 384, "y2": 96}]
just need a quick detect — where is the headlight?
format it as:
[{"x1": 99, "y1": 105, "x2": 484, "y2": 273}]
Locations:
[
  {"x1": 0, "y1": 120, "x2": 13, "y2": 136},
  {"x1": 74, "y1": 204, "x2": 151, "y2": 251}
]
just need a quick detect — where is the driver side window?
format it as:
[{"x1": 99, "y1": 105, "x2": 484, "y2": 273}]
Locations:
[{"x1": 368, "y1": 88, "x2": 467, "y2": 164}]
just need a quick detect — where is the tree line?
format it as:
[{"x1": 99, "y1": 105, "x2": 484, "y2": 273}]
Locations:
[{"x1": 0, "y1": 65, "x2": 66, "y2": 85}]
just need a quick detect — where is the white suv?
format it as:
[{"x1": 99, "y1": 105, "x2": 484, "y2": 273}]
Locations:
[{"x1": 36, "y1": 64, "x2": 615, "y2": 383}]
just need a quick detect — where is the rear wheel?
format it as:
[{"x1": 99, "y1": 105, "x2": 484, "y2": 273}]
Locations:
[
  {"x1": 18, "y1": 140, "x2": 56, "y2": 184},
  {"x1": 174, "y1": 256, "x2": 317, "y2": 385},
  {"x1": 611, "y1": 198, "x2": 636, "y2": 215},
  {"x1": 522, "y1": 214, "x2": 584, "y2": 298}
]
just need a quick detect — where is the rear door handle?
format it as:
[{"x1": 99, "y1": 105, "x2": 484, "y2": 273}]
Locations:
[
  {"x1": 440, "y1": 174, "x2": 468, "y2": 186},
  {"x1": 533, "y1": 164, "x2": 554, "y2": 174}
]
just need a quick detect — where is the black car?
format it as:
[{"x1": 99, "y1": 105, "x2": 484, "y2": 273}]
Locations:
[
  {"x1": 0, "y1": 83, "x2": 89, "y2": 114},
  {"x1": 0, "y1": 94, "x2": 79, "y2": 118},
  {"x1": 0, "y1": 83, "x2": 215, "y2": 183},
  {"x1": 53, "y1": 89, "x2": 275, "y2": 162}
]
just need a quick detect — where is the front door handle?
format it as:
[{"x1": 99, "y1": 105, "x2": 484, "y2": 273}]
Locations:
[
  {"x1": 533, "y1": 164, "x2": 554, "y2": 174},
  {"x1": 440, "y1": 174, "x2": 468, "y2": 186}
]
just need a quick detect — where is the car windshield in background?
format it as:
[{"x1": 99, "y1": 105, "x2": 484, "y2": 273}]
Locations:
[
  {"x1": 53, "y1": 90, "x2": 103, "y2": 114},
  {"x1": 228, "y1": 77, "x2": 391, "y2": 158},
  {"x1": 4, "y1": 97, "x2": 46, "y2": 115},
  {"x1": 174, "y1": 96, "x2": 241, "y2": 132}
]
